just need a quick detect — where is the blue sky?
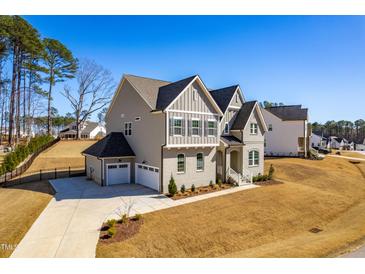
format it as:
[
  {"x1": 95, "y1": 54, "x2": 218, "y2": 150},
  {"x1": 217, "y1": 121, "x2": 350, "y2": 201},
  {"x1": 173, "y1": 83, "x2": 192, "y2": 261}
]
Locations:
[{"x1": 24, "y1": 16, "x2": 365, "y2": 123}]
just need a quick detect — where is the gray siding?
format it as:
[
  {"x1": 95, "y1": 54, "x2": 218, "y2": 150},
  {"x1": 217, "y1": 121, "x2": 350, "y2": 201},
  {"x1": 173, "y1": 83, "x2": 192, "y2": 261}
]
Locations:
[
  {"x1": 86, "y1": 155, "x2": 102, "y2": 185},
  {"x1": 106, "y1": 80, "x2": 165, "y2": 168}
]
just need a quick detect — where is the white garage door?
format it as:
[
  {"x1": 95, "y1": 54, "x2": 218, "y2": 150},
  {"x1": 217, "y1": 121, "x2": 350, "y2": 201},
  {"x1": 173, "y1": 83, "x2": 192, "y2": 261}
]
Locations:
[
  {"x1": 106, "y1": 163, "x2": 130, "y2": 185},
  {"x1": 136, "y1": 163, "x2": 159, "y2": 191}
]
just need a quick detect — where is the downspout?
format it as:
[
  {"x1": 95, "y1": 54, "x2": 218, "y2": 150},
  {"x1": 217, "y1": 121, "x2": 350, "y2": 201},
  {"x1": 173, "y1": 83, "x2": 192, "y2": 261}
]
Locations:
[
  {"x1": 100, "y1": 158, "x2": 104, "y2": 186},
  {"x1": 160, "y1": 111, "x2": 167, "y2": 194}
]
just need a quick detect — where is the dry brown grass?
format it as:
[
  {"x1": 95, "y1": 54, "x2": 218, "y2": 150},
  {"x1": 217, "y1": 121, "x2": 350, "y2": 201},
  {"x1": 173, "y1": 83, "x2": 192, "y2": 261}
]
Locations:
[
  {"x1": 25, "y1": 140, "x2": 96, "y2": 173},
  {"x1": 0, "y1": 181, "x2": 54, "y2": 258},
  {"x1": 96, "y1": 157, "x2": 365, "y2": 258}
]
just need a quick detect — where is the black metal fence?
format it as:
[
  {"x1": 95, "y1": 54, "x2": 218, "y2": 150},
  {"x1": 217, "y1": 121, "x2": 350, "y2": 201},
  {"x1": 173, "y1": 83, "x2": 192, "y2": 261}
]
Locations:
[{"x1": 0, "y1": 137, "x2": 62, "y2": 186}]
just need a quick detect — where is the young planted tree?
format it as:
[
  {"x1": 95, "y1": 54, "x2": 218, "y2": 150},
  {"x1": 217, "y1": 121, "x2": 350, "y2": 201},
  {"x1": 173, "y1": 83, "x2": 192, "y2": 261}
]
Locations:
[
  {"x1": 43, "y1": 38, "x2": 77, "y2": 135},
  {"x1": 62, "y1": 59, "x2": 114, "y2": 139}
]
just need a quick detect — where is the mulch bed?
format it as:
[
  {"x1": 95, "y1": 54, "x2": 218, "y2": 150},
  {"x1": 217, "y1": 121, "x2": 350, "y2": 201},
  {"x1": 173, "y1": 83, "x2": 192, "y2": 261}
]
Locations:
[
  {"x1": 253, "y1": 180, "x2": 283, "y2": 186},
  {"x1": 169, "y1": 183, "x2": 234, "y2": 200},
  {"x1": 99, "y1": 218, "x2": 144, "y2": 244}
]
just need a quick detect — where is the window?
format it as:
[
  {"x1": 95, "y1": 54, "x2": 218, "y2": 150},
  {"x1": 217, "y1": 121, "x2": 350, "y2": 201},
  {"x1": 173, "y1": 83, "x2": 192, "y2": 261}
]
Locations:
[
  {"x1": 193, "y1": 88, "x2": 197, "y2": 101},
  {"x1": 248, "y1": 150, "x2": 259, "y2": 166},
  {"x1": 191, "y1": 119, "x2": 201, "y2": 136},
  {"x1": 207, "y1": 120, "x2": 217, "y2": 137},
  {"x1": 224, "y1": 122, "x2": 229, "y2": 134},
  {"x1": 173, "y1": 117, "x2": 183, "y2": 136},
  {"x1": 235, "y1": 93, "x2": 239, "y2": 103},
  {"x1": 250, "y1": 123, "x2": 258, "y2": 134},
  {"x1": 268, "y1": 124, "x2": 273, "y2": 131},
  {"x1": 124, "y1": 122, "x2": 132, "y2": 135},
  {"x1": 177, "y1": 154, "x2": 185, "y2": 173},
  {"x1": 196, "y1": 153, "x2": 204, "y2": 171}
]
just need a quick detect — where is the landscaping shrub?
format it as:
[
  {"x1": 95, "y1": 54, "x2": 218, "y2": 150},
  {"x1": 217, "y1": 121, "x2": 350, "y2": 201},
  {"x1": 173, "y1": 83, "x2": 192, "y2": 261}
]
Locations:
[
  {"x1": 0, "y1": 135, "x2": 54, "y2": 175},
  {"x1": 121, "y1": 214, "x2": 128, "y2": 224},
  {"x1": 168, "y1": 175, "x2": 177, "y2": 196},
  {"x1": 268, "y1": 164, "x2": 275, "y2": 180},
  {"x1": 191, "y1": 184, "x2": 196, "y2": 192},
  {"x1": 180, "y1": 184, "x2": 186, "y2": 193},
  {"x1": 107, "y1": 219, "x2": 116, "y2": 227},
  {"x1": 107, "y1": 227, "x2": 116, "y2": 237},
  {"x1": 217, "y1": 179, "x2": 222, "y2": 187},
  {"x1": 209, "y1": 180, "x2": 213, "y2": 188}
]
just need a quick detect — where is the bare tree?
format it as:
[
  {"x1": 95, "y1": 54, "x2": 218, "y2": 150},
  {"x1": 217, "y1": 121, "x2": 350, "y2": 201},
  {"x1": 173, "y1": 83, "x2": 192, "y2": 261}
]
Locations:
[{"x1": 62, "y1": 59, "x2": 114, "y2": 139}]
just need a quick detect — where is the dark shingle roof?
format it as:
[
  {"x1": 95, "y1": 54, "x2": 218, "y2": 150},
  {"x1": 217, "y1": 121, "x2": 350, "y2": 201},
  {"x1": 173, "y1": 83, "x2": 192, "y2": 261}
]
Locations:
[
  {"x1": 265, "y1": 105, "x2": 308, "y2": 121},
  {"x1": 82, "y1": 121, "x2": 99, "y2": 134},
  {"x1": 155, "y1": 75, "x2": 197, "y2": 110},
  {"x1": 220, "y1": 135, "x2": 243, "y2": 146},
  {"x1": 209, "y1": 85, "x2": 238, "y2": 113},
  {"x1": 82, "y1": 132, "x2": 135, "y2": 158},
  {"x1": 231, "y1": 101, "x2": 257, "y2": 130}
]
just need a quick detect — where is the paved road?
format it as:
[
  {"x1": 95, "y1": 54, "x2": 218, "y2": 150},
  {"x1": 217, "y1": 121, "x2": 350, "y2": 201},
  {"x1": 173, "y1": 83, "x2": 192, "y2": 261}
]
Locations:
[
  {"x1": 11, "y1": 177, "x2": 257, "y2": 258},
  {"x1": 341, "y1": 245, "x2": 365, "y2": 258}
]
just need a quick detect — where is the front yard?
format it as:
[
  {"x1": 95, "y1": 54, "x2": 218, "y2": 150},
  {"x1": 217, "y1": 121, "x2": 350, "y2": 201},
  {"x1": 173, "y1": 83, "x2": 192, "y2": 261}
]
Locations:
[
  {"x1": 0, "y1": 181, "x2": 54, "y2": 258},
  {"x1": 96, "y1": 156, "x2": 365, "y2": 258}
]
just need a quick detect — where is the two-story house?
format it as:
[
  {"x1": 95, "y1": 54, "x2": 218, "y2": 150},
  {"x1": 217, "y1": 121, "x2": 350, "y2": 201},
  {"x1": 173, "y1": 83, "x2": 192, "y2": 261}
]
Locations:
[
  {"x1": 83, "y1": 74, "x2": 267, "y2": 193},
  {"x1": 262, "y1": 105, "x2": 310, "y2": 157},
  {"x1": 59, "y1": 121, "x2": 106, "y2": 139}
]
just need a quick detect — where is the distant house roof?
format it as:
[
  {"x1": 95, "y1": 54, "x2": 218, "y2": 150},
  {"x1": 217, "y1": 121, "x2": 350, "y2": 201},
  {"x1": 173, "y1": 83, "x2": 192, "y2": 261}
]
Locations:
[
  {"x1": 82, "y1": 132, "x2": 135, "y2": 158},
  {"x1": 156, "y1": 75, "x2": 197, "y2": 110},
  {"x1": 231, "y1": 101, "x2": 258, "y2": 130},
  {"x1": 82, "y1": 121, "x2": 99, "y2": 134},
  {"x1": 209, "y1": 85, "x2": 239, "y2": 113},
  {"x1": 220, "y1": 135, "x2": 243, "y2": 146},
  {"x1": 265, "y1": 105, "x2": 308, "y2": 121}
]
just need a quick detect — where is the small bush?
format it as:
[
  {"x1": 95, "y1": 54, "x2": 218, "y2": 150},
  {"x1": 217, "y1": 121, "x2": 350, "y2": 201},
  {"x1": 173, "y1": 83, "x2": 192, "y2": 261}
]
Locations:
[
  {"x1": 107, "y1": 219, "x2": 116, "y2": 227},
  {"x1": 168, "y1": 175, "x2": 177, "y2": 196},
  {"x1": 134, "y1": 214, "x2": 143, "y2": 221},
  {"x1": 180, "y1": 184, "x2": 186, "y2": 193},
  {"x1": 209, "y1": 180, "x2": 213, "y2": 188},
  {"x1": 217, "y1": 179, "x2": 222, "y2": 187},
  {"x1": 191, "y1": 184, "x2": 196, "y2": 192},
  {"x1": 268, "y1": 164, "x2": 275, "y2": 180},
  {"x1": 107, "y1": 227, "x2": 116, "y2": 237}
]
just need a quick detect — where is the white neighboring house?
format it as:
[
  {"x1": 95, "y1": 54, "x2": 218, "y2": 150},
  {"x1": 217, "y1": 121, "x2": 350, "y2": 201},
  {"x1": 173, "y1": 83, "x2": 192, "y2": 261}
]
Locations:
[
  {"x1": 327, "y1": 136, "x2": 349, "y2": 150},
  {"x1": 262, "y1": 105, "x2": 310, "y2": 158},
  {"x1": 311, "y1": 133, "x2": 327, "y2": 148},
  {"x1": 355, "y1": 140, "x2": 365, "y2": 151},
  {"x1": 59, "y1": 121, "x2": 106, "y2": 139}
]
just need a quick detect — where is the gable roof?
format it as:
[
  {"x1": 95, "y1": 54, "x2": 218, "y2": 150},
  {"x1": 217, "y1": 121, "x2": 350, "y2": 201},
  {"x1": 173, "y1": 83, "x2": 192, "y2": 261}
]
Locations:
[
  {"x1": 209, "y1": 85, "x2": 239, "y2": 113},
  {"x1": 265, "y1": 105, "x2": 308, "y2": 121},
  {"x1": 155, "y1": 75, "x2": 197, "y2": 110},
  {"x1": 82, "y1": 121, "x2": 99, "y2": 134},
  {"x1": 231, "y1": 101, "x2": 257, "y2": 130},
  {"x1": 82, "y1": 132, "x2": 135, "y2": 158}
]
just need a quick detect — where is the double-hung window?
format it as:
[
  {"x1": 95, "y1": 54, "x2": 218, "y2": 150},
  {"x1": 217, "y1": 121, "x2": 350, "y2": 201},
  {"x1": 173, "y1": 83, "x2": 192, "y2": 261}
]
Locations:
[
  {"x1": 196, "y1": 153, "x2": 204, "y2": 171},
  {"x1": 224, "y1": 122, "x2": 229, "y2": 134},
  {"x1": 124, "y1": 122, "x2": 132, "y2": 136},
  {"x1": 191, "y1": 119, "x2": 201, "y2": 136},
  {"x1": 177, "y1": 154, "x2": 185, "y2": 173},
  {"x1": 207, "y1": 120, "x2": 217, "y2": 137},
  {"x1": 248, "y1": 150, "x2": 259, "y2": 166},
  {"x1": 250, "y1": 123, "x2": 258, "y2": 135},
  {"x1": 173, "y1": 117, "x2": 183, "y2": 136}
]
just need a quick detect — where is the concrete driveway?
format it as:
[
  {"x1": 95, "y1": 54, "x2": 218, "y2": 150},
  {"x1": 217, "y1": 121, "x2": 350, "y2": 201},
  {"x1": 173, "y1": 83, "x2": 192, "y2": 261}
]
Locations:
[{"x1": 11, "y1": 177, "x2": 175, "y2": 258}]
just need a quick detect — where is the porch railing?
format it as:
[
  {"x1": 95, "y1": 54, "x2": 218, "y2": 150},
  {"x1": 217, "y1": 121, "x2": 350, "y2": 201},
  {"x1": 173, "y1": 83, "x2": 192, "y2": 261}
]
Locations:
[{"x1": 227, "y1": 167, "x2": 252, "y2": 185}]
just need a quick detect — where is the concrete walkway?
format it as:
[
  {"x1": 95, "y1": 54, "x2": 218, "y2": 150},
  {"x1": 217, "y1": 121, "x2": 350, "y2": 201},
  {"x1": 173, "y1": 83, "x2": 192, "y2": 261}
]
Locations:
[{"x1": 11, "y1": 177, "x2": 257, "y2": 258}]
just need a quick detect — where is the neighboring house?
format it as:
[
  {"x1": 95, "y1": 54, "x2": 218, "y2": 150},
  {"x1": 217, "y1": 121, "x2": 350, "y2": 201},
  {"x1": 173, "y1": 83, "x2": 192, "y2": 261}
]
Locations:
[
  {"x1": 355, "y1": 143, "x2": 365, "y2": 151},
  {"x1": 327, "y1": 136, "x2": 349, "y2": 150},
  {"x1": 83, "y1": 74, "x2": 267, "y2": 193},
  {"x1": 262, "y1": 105, "x2": 310, "y2": 157},
  {"x1": 59, "y1": 121, "x2": 106, "y2": 139},
  {"x1": 311, "y1": 133, "x2": 327, "y2": 148}
]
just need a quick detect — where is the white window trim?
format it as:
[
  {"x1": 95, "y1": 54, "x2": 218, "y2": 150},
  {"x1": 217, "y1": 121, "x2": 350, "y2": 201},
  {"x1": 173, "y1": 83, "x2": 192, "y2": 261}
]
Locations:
[
  {"x1": 192, "y1": 87, "x2": 198, "y2": 101},
  {"x1": 224, "y1": 122, "x2": 229, "y2": 135},
  {"x1": 124, "y1": 122, "x2": 132, "y2": 136},
  {"x1": 191, "y1": 118, "x2": 201, "y2": 137},
  {"x1": 177, "y1": 153, "x2": 185, "y2": 174},
  {"x1": 235, "y1": 93, "x2": 239, "y2": 103},
  {"x1": 173, "y1": 116, "x2": 183, "y2": 137},
  {"x1": 207, "y1": 119, "x2": 217, "y2": 137},
  {"x1": 196, "y1": 152, "x2": 204, "y2": 172},
  {"x1": 250, "y1": 123, "x2": 258, "y2": 135},
  {"x1": 248, "y1": 150, "x2": 260, "y2": 167}
]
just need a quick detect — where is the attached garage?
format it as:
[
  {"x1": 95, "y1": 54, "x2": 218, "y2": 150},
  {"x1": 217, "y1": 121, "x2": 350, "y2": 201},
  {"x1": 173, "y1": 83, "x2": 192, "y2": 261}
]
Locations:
[
  {"x1": 136, "y1": 163, "x2": 159, "y2": 191},
  {"x1": 83, "y1": 132, "x2": 135, "y2": 186}
]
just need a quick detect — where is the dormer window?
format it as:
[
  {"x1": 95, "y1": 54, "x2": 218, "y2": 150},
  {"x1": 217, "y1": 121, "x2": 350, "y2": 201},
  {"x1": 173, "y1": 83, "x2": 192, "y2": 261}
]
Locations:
[
  {"x1": 193, "y1": 88, "x2": 197, "y2": 101},
  {"x1": 224, "y1": 122, "x2": 229, "y2": 134},
  {"x1": 250, "y1": 123, "x2": 258, "y2": 135}
]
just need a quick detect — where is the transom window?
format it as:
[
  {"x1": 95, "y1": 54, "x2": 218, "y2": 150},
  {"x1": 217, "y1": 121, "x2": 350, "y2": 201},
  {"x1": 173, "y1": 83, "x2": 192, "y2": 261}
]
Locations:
[
  {"x1": 250, "y1": 123, "x2": 258, "y2": 135},
  {"x1": 224, "y1": 122, "x2": 229, "y2": 134},
  {"x1": 207, "y1": 120, "x2": 217, "y2": 137},
  {"x1": 248, "y1": 150, "x2": 259, "y2": 166},
  {"x1": 196, "y1": 153, "x2": 204, "y2": 171},
  {"x1": 268, "y1": 124, "x2": 273, "y2": 131},
  {"x1": 173, "y1": 117, "x2": 183, "y2": 136},
  {"x1": 191, "y1": 119, "x2": 201, "y2": 136},
  {"x1": 177, "y1": 154, "x2": 185, "y2": 173},
  {"x1": 124, "y1": 122, "x2": 132, "y2": 136}
]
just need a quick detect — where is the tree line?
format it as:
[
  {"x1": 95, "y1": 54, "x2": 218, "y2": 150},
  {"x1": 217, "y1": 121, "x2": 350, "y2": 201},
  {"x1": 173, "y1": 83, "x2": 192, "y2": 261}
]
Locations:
[
  {"x1": 312, "y1": 120, "x2": 365, "y2": 144},
  {"x1": 0, "y1": 16, "x2": 114, "y2": 146}
]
